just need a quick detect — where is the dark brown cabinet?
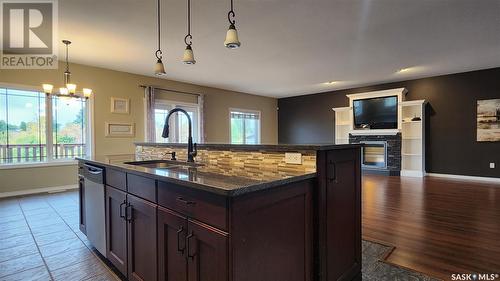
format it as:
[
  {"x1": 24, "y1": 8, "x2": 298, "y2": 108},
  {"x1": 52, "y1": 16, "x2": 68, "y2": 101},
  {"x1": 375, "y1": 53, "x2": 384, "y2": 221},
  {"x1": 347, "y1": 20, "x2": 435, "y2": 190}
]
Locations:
[
  {"x1": 106, "y1": 186, "x2": 158, "y2": 281},
  {"x1": 106, "y1": 186, "x2": 128, "y2": 276},
  {"x1": 80, "y1": 143, "x2": 362, "y2": 281},
  {"x1": 187, "y1": 219, "x2": 228, "y2": 281},
  {"x1": 317, "y1": 148, "x2": 362, "y2": 281},
  {"x1": 127, "y1": 194, "x2": 157, "y2": 281},
  {"x1": 157, "y1": 206, "x2": 228, "y2": 281},
  {"x1": 158, "y1": 206, "x2": 188, "y2": 281}
]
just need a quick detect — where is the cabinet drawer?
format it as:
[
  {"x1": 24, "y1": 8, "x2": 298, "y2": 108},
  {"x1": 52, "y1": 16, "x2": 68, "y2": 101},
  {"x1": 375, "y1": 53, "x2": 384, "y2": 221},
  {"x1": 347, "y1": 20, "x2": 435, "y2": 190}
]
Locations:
[
  {"x1": 127, "y1": 173, "x2": 157, "y2": 202},
  {"x1": 157, "y1": 181, "x2": 227, "y2": 231},
  {"x1": 105, "y1": 168, "x2": 126, "y2": 191}
]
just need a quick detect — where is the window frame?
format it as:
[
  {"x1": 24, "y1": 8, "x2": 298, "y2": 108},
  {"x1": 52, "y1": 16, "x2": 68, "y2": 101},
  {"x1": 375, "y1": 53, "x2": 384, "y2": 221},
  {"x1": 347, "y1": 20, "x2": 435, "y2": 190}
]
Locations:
[
  {"x1": 229, "y1": 108, "x2": 261, "y2": 144},
  {"x1": 0, "y1": 83, "x2": 93, "y2": 168},
  {"x1": 153, "y1": 99, "x2": 201, "y2": 143}
]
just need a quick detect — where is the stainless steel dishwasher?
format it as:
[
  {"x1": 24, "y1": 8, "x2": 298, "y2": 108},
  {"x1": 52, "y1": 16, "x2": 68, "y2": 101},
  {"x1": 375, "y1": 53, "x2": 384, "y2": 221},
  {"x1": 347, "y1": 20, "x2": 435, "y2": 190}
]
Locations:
[{"x1": 82, "y1": 164, "x2": 107, "y2": 257}]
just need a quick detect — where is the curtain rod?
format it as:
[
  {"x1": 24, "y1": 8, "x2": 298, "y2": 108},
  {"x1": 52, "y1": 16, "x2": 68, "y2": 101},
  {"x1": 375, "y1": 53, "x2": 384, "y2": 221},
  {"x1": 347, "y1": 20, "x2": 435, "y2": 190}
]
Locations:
[{"x1": 139, "y1": 85, "x2": 201, "y2": 97}]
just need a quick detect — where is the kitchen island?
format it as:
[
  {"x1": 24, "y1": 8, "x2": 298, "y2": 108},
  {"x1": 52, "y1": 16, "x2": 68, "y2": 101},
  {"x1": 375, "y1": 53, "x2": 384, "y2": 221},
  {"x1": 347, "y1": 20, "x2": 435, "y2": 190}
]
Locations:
[{"x1": 77, "y1": 143, "x2": 361, "y2": 281}]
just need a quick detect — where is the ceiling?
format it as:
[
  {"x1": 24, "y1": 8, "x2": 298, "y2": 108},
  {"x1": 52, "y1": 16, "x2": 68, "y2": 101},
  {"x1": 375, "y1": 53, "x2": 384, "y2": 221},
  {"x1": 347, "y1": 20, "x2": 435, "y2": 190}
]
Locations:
[{"x1": 58, "y1": 0, "x2": 500, "y2": 98}]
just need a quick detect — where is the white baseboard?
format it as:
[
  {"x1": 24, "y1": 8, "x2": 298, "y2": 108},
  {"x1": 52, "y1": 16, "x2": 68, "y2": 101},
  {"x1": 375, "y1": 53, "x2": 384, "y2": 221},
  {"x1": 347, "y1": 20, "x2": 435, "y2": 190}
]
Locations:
[
  {"x1": 426, "y1": 173, "x2": 500, "y2": 184},
  {"x1": 0, "y1": 185, "x2": 78, "y2": 199},
  {"x1": 401, "y1": 170, "x2": 425, "y2": 178}
]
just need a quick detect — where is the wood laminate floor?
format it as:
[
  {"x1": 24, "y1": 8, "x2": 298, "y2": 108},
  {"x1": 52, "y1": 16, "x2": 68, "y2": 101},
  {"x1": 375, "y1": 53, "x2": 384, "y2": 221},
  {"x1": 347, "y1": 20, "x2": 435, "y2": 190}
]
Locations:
[{"x1": 362, "y1": 174, "x2": 500, "y2": 280}]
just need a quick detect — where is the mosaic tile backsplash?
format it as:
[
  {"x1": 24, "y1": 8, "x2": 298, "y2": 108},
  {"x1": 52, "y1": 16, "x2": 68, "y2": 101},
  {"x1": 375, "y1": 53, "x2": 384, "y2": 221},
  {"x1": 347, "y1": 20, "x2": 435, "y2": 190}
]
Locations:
[{"x1": 135, "y1": 145, "x2": 317, "y2": 174}]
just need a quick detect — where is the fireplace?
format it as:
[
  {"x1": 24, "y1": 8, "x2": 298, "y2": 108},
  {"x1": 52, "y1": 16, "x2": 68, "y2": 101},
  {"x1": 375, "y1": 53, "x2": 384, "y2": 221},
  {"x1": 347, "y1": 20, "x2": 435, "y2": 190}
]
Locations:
[
  {"x1": 361, "y1": 141, "x2": 387, "y2": 169},
  {"x1": 349, "y1": 133, "x2": 401, "y2": 176}
]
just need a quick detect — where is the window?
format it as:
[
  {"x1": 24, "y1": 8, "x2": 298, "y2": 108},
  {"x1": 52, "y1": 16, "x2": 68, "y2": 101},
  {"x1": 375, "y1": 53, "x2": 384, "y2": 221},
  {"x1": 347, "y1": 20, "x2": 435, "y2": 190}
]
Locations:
[
  {"x1": 0, "y1": 87, "x2": 90, "y2": 165},
  {"x1": 154, "y1": 101, "x2": 200, "y2": 143},
  {"x1": 230, "y1": 109, "x2": 260, "y2": 144},
  {"x1": 52, "y1": 96, "x2": 87, "y2": 159}
]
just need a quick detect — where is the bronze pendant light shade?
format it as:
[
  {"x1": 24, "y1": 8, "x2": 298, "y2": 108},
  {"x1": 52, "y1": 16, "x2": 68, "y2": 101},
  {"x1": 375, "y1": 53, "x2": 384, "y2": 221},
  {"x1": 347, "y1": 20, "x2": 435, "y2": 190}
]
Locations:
[
  {"x1": 154, "y1": 0, "x2": 166, "y2": 75},
  {"x1": 224, "y1": 0, "x2": 241, "y2": 49},
  {"x1": 182, "y1": 0, "x2": 196, "y2": 64}
]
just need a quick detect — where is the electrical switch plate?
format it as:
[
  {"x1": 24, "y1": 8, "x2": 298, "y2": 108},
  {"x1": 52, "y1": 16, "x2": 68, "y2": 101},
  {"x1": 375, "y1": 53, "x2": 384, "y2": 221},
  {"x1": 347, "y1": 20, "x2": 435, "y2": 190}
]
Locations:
[
  {"x1": 285, "y1": 153, "x2": 302, "y2": 164},
  {"x1": 490, "y1": 163, "x2": 495, "y2": 169}
]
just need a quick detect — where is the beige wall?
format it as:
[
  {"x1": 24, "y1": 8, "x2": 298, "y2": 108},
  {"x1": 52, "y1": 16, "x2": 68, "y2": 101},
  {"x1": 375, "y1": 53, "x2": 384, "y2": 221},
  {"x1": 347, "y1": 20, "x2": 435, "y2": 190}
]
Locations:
[
  {"x1": 0, "y1": 165, "x2": 78, "y2": 195},
  {"x1": 0, "y1": 62, "x2": 277, "y2": 194}
]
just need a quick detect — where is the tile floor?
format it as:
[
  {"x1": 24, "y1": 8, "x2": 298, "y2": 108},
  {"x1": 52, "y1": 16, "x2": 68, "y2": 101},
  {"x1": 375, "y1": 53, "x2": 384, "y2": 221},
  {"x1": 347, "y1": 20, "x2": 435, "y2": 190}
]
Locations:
[{"x1": 0, "y1": 190, "x2": 119, "y2": 281}]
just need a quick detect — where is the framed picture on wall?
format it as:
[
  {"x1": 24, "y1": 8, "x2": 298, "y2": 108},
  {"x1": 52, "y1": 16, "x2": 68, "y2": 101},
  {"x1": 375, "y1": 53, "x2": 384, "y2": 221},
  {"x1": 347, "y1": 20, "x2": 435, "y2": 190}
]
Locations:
[
  {"x1": 477, "y1": 99, "x2": 500, "y2": 142},
  {"x1": 111, "y1": 97, "x2": 130, "y2": 114},
  {"x1": 105, "y1": 122, "x2": 135, "y2": 137}
]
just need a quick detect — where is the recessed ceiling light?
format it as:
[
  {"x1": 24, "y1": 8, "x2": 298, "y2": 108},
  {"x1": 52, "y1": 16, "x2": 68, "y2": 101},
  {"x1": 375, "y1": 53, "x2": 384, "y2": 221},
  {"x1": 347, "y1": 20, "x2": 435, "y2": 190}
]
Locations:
[{"x1": 397, "y1": 67, "x2": 412, "y2": 73}]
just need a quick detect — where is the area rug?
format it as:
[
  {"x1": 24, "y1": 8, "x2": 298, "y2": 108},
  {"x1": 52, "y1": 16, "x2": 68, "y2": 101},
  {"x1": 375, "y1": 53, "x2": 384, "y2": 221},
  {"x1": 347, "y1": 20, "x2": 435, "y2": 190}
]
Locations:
[{"x1": 362, "y1": 240, "x2": 441, "y2": 281}]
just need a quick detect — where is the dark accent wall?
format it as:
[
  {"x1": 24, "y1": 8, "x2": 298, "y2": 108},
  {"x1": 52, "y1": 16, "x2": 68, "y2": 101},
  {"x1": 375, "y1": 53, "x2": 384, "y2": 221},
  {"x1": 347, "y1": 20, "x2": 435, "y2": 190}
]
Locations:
[{"x1": 278, "y1": 67, "x2": 500, "y2": 178}]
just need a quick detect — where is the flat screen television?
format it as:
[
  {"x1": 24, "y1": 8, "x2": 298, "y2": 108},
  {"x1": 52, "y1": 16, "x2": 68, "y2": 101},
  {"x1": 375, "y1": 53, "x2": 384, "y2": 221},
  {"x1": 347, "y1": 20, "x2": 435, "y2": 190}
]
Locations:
[{"x1": 353, "y1": 96, "x2": 398, "y2": 129}]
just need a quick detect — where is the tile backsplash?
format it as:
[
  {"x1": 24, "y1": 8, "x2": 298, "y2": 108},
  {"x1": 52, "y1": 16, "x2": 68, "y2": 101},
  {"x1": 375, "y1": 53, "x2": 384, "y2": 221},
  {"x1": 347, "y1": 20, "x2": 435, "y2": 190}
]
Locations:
[{"x1": 135, "y1": 145, "x2": 317, "y2": 174}]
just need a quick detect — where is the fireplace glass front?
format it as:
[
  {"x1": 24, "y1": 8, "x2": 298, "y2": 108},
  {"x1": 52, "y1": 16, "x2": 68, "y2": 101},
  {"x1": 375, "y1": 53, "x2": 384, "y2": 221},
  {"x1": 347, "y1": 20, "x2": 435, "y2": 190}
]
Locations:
[{"x1": 361, "y1": 141, "x2": 387, "y2": 169}]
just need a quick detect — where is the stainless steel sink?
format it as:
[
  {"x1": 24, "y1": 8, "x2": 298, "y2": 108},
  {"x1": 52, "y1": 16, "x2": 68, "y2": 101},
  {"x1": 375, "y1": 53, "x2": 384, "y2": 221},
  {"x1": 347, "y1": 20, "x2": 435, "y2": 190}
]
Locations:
[{"x1": 123, "y1": 160, "x2": 203, "y2": 169}]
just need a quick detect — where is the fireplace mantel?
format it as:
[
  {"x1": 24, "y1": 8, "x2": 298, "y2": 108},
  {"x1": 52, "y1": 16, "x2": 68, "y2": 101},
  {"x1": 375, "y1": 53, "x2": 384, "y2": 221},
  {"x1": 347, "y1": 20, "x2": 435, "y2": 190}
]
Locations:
[{"x1": 349, "y1": 129, "x2": 401, "y2": 136}]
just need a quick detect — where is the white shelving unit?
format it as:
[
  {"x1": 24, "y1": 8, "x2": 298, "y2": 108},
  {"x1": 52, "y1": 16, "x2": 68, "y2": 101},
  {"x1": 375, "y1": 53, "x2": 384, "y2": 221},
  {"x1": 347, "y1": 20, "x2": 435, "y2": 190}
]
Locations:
[
  {"x1": 332, "y1": 107, "x2": 352, "y2": 144},
  {"x1": 400, "y1": 100, "x2": 426, "y2": 177},
  {"x1": 333, "y1": 88, "x2": 426, "y2": 178}
]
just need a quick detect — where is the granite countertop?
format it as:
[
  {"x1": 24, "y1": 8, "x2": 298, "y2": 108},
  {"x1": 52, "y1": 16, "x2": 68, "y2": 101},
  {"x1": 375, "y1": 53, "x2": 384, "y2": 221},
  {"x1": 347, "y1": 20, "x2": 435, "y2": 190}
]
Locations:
[
  {"x1": 77, "y1": 154, "x2": 317, "y2": 197},
  {"x1": 135, "y1": 142, "x2": 361, "y2": 152}
]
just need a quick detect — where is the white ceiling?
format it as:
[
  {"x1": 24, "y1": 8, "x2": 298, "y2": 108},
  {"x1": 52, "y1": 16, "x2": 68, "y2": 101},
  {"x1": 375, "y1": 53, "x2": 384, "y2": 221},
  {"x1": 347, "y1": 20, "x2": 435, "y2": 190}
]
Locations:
[{"x1": 58, "y1": 0, "x2": 500, "y2": 98}]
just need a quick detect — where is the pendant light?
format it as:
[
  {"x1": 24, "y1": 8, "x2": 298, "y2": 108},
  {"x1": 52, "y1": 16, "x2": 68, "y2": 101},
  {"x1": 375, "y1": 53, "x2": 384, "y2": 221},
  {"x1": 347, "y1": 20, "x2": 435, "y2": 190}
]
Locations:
[
  {"x1": 182, "y1": 0, "x2": 196, "y2": 64},
  {"x1": 154, "y1": 0, "x2": 166, "y2": 75},
  {"x1": 42, "y1": 40, "x2": 92, "y2": 99},
  {"x1": 224, "y1": 0, "x2": 240, "y2": 49},
  {"x1": 62, "y1": 40, "x2": 75, "y2": 94}
]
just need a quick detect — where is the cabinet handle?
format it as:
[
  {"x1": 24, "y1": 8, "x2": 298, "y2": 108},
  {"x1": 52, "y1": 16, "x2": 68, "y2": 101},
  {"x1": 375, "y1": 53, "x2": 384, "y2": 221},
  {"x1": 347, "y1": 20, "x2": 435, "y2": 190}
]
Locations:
[
  {"x1": 186, "y1": 232, "x2": 196, "y2": 260},
  {"x1": 328, "y1": 160, "x2": 337, "y2": 182},
  {"x1": 176, "y1": 197, "x2": 196, "y2": 206},
  {"x1": 84, "y1": 164, "x2": 103, "y2": 175},
  {"x1": 126, "y1": 203, "x2": 133, "y2": 222},
  {"x1": 177, "y1": 226, "x2": 185, "y2": 255},
  {"x1": 119, "y1": 201, "x2": 127, "y2": 219}
]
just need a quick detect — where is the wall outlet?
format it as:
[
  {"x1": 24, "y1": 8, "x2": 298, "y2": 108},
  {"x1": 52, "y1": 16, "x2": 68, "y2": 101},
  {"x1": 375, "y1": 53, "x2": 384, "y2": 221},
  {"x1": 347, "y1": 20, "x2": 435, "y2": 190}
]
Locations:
[
  {"x1": 490, "y1": 162, "x2": 495, "y2": 169},
  {"x1": 285, "y1": 153, "x2": 302, "y2": 164}
]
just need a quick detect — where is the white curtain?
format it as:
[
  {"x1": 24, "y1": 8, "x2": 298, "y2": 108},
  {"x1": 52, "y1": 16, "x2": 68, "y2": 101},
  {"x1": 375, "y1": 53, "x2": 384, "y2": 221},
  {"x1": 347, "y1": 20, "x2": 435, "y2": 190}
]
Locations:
[
  {"x1": 144, "y1": 86, "x2": 156, "y2": 142},
  {"x1": 144, "y1": 86, "x2": 204, "y2": 143},
  {"x1": 198, "y1": 94, "x2": 205, "y2": 143}
]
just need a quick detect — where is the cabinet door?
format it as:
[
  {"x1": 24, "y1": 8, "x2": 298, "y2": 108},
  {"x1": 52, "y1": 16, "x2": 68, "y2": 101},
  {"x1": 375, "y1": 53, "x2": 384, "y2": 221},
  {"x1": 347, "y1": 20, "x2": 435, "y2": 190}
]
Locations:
[
  {"x1": 158, "y1": 206, "x2": 188, "y2": 281},
  {"x1": 105, "y1": 186, "x2": 128, "y2": 277},
  {"x1": 187, "y1": 219, "x2": 228, "y2": 281},
  {"x1": 127, "y1": 194, "x2": 158, "y2": 281},
  {"x1": 319, "y1": 148, "x2": 362, "y2": 281},
  {"x1": 78, "y1": 176, "x2": 86, "y2": 234}
]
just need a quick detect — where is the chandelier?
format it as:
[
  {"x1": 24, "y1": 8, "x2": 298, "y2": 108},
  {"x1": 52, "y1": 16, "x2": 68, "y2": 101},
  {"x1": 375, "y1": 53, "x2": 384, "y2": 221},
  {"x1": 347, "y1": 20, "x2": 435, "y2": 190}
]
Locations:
[{"x1": 42, "y1": 40, "x2": 93, "y2": 99}]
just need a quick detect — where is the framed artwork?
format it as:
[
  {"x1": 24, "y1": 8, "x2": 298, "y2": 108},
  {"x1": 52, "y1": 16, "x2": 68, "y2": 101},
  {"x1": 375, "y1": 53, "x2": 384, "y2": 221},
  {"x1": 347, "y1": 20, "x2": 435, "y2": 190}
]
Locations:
[
  {"x1": 111, "y1": 97, "x2": 130, "y2": 114},
  {"x1": 477, "y1": 99, "x2": 500, "y2": 142},
  {"x1": 105, "y1": 122, "x2": 135, "y2": 137}
]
